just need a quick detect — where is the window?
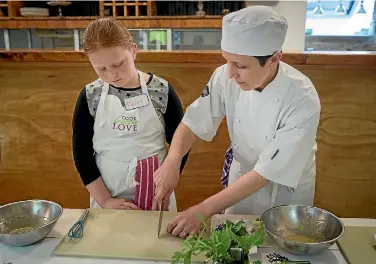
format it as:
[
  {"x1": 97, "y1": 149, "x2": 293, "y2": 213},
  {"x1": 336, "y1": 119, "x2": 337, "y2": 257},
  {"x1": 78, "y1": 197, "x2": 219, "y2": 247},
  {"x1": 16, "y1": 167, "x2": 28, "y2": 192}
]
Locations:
[
  {"x1": 147, "y1": 30, "x2": 168, "y2": 50},
  {"x1": 79, "y1": 29, "x2": 167, "y2": 51},
  {"x1": 306, "y1": 0, "x2": 355, "y2": 15},
  {"x1": 30, "y1": 29, "x2": 75, "y2": 50},
  {"x1": 305, "y1": 0, "x2": 375, "y2": 36},
  {"x1": 9, "y1": 29, "x2": 29, "y2": 49},
  {"x1": 172, "y1": 29, "x2": 221, "y2": 50},
  {"x1": 0, "y1": 29, "x2": 5, "y2": 49}
]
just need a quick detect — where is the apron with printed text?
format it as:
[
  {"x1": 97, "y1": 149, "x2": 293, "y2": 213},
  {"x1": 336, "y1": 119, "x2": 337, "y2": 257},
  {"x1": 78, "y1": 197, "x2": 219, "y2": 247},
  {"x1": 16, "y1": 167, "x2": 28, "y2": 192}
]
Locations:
[{"x1": 91, "y1": 71, "x2": 177, "y2": 211}]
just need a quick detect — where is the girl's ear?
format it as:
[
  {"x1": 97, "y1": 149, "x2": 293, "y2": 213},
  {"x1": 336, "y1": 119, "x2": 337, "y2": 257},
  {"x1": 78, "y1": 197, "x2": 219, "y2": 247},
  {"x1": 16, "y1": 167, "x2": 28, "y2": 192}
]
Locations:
[{"x1": 132, "y1": 43, "x2": 138, "y2": 61}]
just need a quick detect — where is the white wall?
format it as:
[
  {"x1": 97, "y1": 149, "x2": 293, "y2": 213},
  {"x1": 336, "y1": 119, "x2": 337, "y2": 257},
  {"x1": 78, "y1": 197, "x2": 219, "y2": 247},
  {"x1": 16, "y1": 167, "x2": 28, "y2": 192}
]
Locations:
[{"x1": 246, "y1": 0, "x2": 307, "y2": 52}]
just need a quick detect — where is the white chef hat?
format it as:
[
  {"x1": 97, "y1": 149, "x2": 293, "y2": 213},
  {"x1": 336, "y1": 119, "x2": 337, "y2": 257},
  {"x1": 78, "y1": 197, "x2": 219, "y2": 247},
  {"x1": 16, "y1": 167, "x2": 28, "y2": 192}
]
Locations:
[{"x1": 221, "y1": 5, "x2": 288, "y2": 56}]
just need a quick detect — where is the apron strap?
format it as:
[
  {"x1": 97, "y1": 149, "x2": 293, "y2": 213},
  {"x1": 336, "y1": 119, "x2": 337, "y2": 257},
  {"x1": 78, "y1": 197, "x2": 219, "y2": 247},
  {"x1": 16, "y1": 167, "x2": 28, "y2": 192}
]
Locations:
[
  {"x1": 138, "y1": 70, "x2": 149, "y2": 95},
  {"x1": 221, "y1": 146, "x2": 233, "y2": 188},
  {"x1": 97, "y1": 83, "x2": 110, "y2": 127}
]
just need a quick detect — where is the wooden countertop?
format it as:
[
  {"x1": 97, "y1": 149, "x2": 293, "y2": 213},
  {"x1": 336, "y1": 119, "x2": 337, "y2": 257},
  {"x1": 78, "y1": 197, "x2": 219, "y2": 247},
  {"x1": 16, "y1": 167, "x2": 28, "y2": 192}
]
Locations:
[
  {"x1": 1, "y1": 50, "x2": 376, "y2": 65},
  {"x1": 0, "y1": 16, "x2": 223, "y2": 29},
  {"x1": 1, "y1": 209, "x2": 375, "y2": 263}
]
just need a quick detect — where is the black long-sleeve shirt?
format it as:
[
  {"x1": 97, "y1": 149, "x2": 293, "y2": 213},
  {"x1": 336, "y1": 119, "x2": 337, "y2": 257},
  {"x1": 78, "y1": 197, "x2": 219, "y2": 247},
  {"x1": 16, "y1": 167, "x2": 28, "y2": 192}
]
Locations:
[{"x1": 72, "y1": 73, "x2": 188, "y2": 186}]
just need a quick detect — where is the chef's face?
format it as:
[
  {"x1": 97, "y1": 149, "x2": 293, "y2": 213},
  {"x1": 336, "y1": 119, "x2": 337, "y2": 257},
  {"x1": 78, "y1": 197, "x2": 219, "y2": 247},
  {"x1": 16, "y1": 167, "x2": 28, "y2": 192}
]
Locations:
[
  {"x1": 88, "y1": 44, "x2": 138, "y2": 87},
  {"x1": 222, "y1": 51, "x2": 280, "y2": 91}
]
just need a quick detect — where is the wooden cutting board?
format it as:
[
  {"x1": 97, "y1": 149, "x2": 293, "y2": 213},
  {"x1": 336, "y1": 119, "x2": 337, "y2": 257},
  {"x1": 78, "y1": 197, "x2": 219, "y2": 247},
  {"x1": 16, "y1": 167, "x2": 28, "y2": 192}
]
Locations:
[
  {"x1": 337, "y1": 226, "x2": 376, "y2": 264},
  {"x1": 52, "y1": 208, "x2": 206, "y2": 263}
]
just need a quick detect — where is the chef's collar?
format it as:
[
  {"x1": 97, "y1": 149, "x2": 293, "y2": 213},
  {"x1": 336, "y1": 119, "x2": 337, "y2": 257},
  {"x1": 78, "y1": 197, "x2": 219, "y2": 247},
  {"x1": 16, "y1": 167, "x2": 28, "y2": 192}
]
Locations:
[{"x1": 254, "y1": 62, "x2": 284, "y2": 93}]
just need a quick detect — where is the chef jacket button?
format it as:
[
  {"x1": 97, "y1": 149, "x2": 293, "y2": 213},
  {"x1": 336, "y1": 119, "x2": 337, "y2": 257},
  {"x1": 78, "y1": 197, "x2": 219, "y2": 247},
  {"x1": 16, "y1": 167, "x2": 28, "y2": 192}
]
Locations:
[
  {"x1": 274, "y1": 98, "x2": 279, "y2": 103},
  {"x1": 233, "y1": 144, "x2": 238, "y2": 149},
  {"x1": 235, "y1": 118, "x2": 240, "y2": 123}
]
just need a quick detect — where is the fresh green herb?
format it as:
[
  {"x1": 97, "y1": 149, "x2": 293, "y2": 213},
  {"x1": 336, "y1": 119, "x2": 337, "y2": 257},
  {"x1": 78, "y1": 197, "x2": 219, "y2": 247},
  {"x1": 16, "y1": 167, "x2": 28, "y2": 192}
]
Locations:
[
  {"x1": 234, "y1": 224, "x2": 264, "y2": 254},
  {"x1": 171, "y1": 215, "x2": 265, "y2": 264},
  {"x1": 253, "y1": 217, "x2": 262, "y2": 227}
]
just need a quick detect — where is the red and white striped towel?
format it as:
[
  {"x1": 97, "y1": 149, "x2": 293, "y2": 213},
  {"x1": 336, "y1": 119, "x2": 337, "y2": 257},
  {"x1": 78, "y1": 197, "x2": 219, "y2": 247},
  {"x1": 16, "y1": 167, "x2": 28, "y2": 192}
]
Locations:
[{"x1": 134, "y1": 154, "x2": 159, "y2": 210}]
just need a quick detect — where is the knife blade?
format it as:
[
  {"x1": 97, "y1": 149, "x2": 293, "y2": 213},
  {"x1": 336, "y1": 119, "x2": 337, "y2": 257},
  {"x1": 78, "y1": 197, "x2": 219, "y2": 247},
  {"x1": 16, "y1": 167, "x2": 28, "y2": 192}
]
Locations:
[{"x1": 157, "y1": 200, "x2": 164, "y2": 238}]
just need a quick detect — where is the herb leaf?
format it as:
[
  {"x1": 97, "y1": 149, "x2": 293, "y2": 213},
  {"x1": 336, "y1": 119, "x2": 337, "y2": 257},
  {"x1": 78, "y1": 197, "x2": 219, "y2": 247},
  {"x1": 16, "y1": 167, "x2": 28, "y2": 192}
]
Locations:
[{"x1": 171, "y1": 217, "x2": 265, "y2": 264}]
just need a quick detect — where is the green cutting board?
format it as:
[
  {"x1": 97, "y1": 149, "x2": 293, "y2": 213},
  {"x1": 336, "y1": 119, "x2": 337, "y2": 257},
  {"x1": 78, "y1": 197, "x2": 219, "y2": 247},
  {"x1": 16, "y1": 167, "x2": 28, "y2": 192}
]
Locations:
[{"x1": 337, "y1": 226, "x2": 376, "y2": 264}]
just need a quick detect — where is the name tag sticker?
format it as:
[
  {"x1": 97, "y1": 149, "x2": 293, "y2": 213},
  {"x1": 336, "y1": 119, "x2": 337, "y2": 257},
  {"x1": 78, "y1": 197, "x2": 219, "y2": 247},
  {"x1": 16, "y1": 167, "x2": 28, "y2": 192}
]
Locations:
[{"x1": 124, "y1": 94, "x2": 149, "y2": 110}]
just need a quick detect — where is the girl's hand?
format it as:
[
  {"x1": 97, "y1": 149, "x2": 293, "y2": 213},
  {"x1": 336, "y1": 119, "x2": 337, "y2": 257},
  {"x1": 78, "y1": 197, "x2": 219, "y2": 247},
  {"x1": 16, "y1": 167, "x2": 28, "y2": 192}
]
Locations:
[{"x1": 103, "y1": 198, "x2": 141, "y2": 210}]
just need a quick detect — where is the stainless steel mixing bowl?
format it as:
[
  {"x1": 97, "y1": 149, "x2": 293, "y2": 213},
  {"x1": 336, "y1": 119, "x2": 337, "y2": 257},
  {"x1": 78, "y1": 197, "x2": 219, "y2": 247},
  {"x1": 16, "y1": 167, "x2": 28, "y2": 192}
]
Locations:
[
  {"x1": 260, "y1": 204, "x2": 344, "y2": 255},
  {"x1": 0, "y1": 199, "x2": 63, "y2": 246}
]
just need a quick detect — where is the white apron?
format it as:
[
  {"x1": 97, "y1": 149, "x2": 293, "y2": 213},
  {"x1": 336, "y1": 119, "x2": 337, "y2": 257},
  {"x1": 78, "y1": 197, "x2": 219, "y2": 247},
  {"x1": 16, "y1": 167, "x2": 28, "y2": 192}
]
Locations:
[
  {"x1": 91, "y1": 71, "x2": 177, "y2": 211},
  {"x1": 224, "y1": 157, "x2": 315, "y2": 216}
]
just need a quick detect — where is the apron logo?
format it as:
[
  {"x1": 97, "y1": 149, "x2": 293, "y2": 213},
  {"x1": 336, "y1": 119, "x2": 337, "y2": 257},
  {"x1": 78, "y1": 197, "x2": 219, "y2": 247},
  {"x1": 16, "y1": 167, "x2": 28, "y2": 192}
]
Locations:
[
  {"x1": 113, "y1": 115, "x2": 138, "y2": 132},
  {"x1": 201, "y1": 85, "x2": 210, "y2": 97}
]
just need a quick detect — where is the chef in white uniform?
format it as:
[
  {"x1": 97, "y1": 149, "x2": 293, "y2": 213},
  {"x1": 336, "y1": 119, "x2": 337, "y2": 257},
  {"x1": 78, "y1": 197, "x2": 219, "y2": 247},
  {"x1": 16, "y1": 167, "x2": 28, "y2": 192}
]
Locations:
[{"x1": 153, "y1": 5, "x2": 321, "y2": 237}]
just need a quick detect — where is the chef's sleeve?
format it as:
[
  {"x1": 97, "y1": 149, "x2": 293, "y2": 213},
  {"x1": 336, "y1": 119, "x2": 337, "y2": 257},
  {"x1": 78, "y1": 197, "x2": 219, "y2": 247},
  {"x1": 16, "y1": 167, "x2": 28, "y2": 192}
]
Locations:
[
  {"x1": 182, "y1": 67, "x2": 226, "y2": 141},
  {"x1": 253, "y1": 99, "x2": 320, "y2": 189}
]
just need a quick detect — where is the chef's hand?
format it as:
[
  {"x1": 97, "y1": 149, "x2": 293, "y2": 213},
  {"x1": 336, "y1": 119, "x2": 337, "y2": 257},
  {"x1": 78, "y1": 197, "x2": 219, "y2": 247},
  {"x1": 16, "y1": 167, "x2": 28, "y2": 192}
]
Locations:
[
  {"x1": 167, "y1": 204, "x2": 208, "y2": 238},
  {"x1": 103, "y1": 198, "x2": 141, "y2": 210},
  {"x1": 153, "y1": 157, "x2": 181, "y2": 210}
]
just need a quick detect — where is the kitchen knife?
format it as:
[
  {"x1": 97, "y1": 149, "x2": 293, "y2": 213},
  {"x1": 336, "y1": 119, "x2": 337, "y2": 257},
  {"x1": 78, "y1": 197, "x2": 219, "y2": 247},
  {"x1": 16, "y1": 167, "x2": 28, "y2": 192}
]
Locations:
[{"x1": 157, "y1": 200, "x2": 164, "y2": 238}]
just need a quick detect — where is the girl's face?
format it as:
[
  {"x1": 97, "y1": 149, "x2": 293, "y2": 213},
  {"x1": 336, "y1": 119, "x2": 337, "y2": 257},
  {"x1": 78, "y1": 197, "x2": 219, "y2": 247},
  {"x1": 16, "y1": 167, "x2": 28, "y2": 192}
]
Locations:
[{"x1": 88, "y1": 44, "x2": 138, "y2": 87}]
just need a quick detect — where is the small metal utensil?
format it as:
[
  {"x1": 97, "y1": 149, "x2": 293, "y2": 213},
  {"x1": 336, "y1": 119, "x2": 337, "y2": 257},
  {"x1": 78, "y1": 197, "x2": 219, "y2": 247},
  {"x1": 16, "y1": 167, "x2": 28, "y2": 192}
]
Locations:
[
  {"x1": 68, "y1": 209, "x2": 89, "y2": 240},
  {"x1": 157, "y1": 201, "x2": 164, "y2": 238}
]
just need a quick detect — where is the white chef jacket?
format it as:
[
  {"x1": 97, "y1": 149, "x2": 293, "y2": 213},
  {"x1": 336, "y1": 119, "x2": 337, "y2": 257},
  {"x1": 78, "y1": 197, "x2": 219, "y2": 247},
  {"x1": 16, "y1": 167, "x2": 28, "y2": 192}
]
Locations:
[{"x1": 182, "y1": 61, "x2": 321, "y2": 214}]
